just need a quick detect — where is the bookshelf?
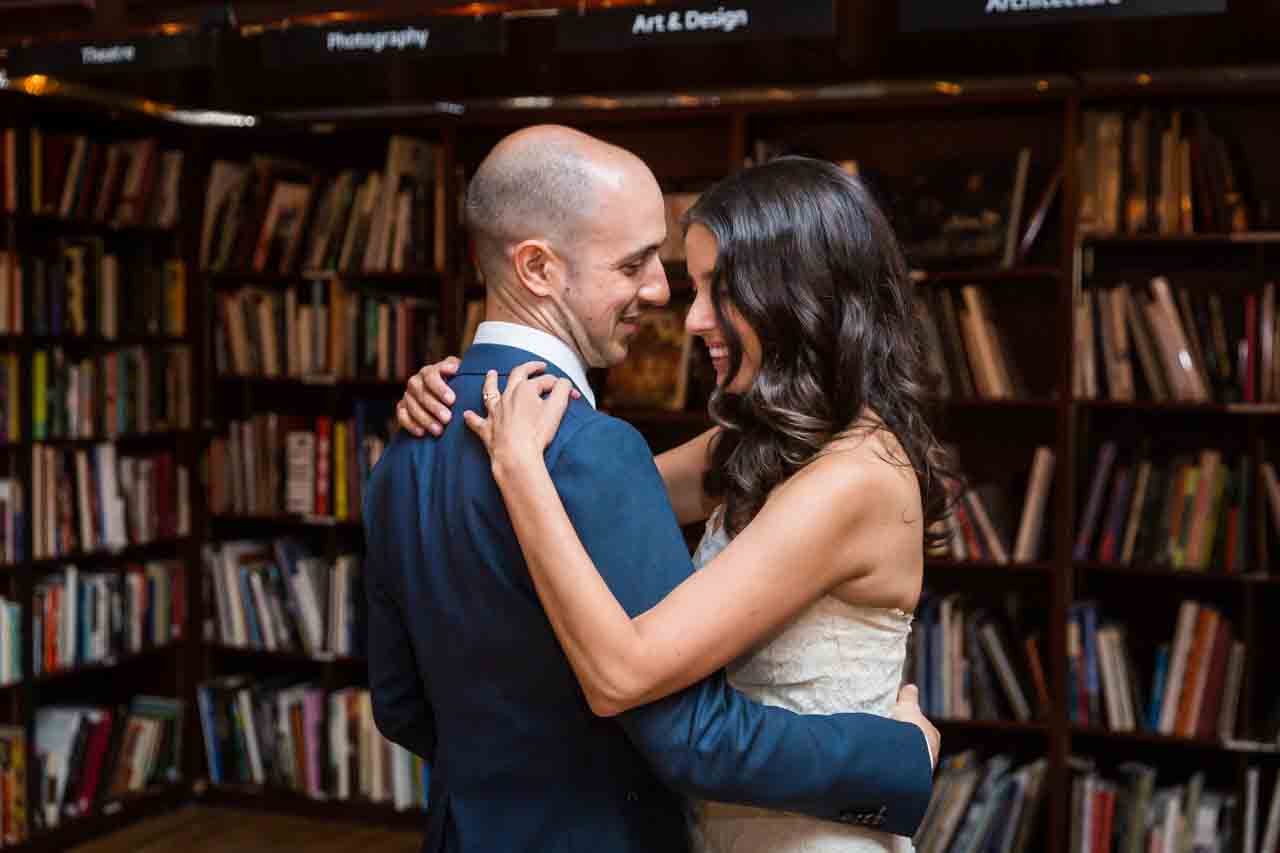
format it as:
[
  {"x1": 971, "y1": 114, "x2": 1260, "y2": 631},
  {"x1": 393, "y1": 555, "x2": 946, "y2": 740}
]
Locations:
[{"x1": 0, "y1": 53, "x2": 1276, "y2": 852}]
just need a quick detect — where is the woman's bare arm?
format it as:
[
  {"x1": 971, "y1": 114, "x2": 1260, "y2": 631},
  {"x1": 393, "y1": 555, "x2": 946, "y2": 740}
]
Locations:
[
  {"x1": 468, "y1": 368, "x2": 919, "y2": 718},
  {"x1": 654, "y1": 427, "x2": 719, "y2": 525}
]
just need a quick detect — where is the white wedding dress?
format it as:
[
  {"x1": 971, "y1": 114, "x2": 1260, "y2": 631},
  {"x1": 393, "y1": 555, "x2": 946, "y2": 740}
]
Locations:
[{"x1": 690, "y1": 510, "x2": 917, "y2": 853}]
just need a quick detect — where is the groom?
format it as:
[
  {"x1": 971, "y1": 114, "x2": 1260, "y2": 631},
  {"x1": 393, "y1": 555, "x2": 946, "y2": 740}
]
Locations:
[{"x1": 364, "y1": 125, "x2": 938, "y2": 853}]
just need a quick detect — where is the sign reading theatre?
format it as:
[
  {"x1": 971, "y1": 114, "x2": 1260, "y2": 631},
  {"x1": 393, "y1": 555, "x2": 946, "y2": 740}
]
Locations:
[
  {"x1": 557, "y1": 2, "x2": 835, "y2": 52},
  {"x1": 7, "y1": 32, "x2": 213, "y2": 76},
  {"x1": 260, "y1": 16, "x2": 503, "y2": 67},
  {"x1": 900, "y1": 0, "x2": 1227, "y2": 32}
]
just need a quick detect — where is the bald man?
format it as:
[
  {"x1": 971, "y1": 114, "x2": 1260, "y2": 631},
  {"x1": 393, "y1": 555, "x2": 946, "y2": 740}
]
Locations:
[{"x1": 363, "y1": 126, "x2": 935, "y2": 853}]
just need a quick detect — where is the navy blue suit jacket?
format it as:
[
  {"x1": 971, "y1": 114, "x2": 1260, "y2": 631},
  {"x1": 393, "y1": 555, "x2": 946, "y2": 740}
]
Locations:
[{"x1": 363, "y1": 342, "x2": 934, "y2": 853}]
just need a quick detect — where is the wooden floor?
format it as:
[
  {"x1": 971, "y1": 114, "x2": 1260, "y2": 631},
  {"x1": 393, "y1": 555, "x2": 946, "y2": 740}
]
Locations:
[{"x1": 70, "y1": 806, "x2": 422, "y2": 853}]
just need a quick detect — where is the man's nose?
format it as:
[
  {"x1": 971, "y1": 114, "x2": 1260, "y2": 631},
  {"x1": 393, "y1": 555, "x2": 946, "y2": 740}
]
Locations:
[{"x1": 639, "y1": 260, "x2": 671, "y2": 307}]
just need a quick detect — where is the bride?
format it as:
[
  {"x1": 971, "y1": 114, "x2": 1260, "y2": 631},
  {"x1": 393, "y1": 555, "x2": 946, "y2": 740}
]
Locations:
[{"x1": 398, "y1": 156, "x2": 952, "y2": 852}]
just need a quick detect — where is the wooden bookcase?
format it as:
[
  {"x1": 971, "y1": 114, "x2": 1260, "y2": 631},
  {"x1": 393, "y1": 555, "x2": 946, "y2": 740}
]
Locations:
[{"x1": 1, "y1": 64, "x2": 1277, "y2": 852}]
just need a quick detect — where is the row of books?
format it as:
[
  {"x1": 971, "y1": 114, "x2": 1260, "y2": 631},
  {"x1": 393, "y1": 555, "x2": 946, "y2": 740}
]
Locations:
[
  {"x1": 1079, "y1": 108, "x2": 1250, "y2": 237},
  {"x1": 30, "y1": 445, "x2": 190, "y2": 560},
  {"x1": 34, "y1": 697, "x2": 183, "y2": 832},
  {"x1": 0, "y1": 597, "x2": 19, "y2": 687},
  {"x1": 203, "y1": 539, "x2": 362, "y2": 659},
  {"x1": 749, "y1": 142, "x2": 1058, "y2": 270},
  {"x1": 207, "y1": 404, "x2": 395, "y2": 522},
  {"x1": 0, "y1": 726, "x2": 26, "y2": 845},
  {"x1": 197, "y1": 678, "x2": 427, "y2": 811},
  {"x1": 0, "y1": 480, "x2": 22, "y2": 564},
  {"x1": 931, "y1": 446, "x2": 1056, "y2": 564},
  {"x1": 0, "y1": 355, "x2": 17, "y2": 443},
  {"x1": 1, "y1": 247, "x2": 186, "y2": 340},
  {"x1": 199, "y1": 135, "x2": 446, "y2": 275},
  {"x1": 32, "y1": 562, "x2": 185, "y2": 677},
  {"x1": 1, "y1": 129, "x2": 183, "y2": 229},
  {"x1": 32, "y1": 345, "x2": 192, "y2": 440},
  {"x1": 910, "y1": 594, "x2": 1049, "y2": 723},
  {"x1": 1074, "y1": 442, "x2": 1280, "y2": 572},
  {"x1": 1069, "y1": 763, "x2": 1237, "y2": 853},
  {"x1": 214, "y1": 283, "x2": 443, "y2": 381},
  {"x1": 914, "y1": 752, "x2": 1046, "y2": 853},
  {"x1": 915, "y1": 286, "x2": 1027, "y2": 400},
  {"x1": 1077, "y1": 278, "x2": 1280, "y2": 405},
  {"x1": 1069, "y1": 600, "x2": 1249, "y2": 742}
]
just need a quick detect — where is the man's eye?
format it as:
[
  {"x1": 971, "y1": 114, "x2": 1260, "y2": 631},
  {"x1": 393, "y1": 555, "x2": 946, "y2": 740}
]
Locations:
[{"x1": 622, "y1": 264, "x2": 642, "y2": 276}]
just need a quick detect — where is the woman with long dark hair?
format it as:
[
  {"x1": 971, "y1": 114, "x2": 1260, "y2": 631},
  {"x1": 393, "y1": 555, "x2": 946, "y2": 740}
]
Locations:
[{"x1": 400, "y1": 156, "x2": 952, "y2": 852}]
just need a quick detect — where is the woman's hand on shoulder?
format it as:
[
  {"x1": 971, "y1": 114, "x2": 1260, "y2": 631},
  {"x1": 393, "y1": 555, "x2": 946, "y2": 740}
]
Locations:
[{"x1": 397, "y1": 356, "x2": 461, "y2": 437}]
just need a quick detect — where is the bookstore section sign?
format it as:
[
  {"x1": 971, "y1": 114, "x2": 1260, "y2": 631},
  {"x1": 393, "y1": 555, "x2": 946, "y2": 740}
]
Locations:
[
  {"x1": 900, "y1": 0, "x2": 1227, "y2": 31},
  {"x1": 557, "y1": 2, "x2": 835, "y2": 51},
  {"x1": 6, "y1": 32, "x2": 213, "y2": 76},
  {"x1": 260, "y1": 16, "x2": 504, "y2": 68}
]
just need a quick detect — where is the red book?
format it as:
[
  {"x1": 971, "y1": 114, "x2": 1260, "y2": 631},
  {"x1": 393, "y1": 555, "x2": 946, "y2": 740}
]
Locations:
[
  {"x1": 1196, "y1": 618, "x2": 1234, "y2": 740},
  {"x1": 76, "y1": 711, "x2": 114, "y2": 816},
  {"x1": 315, "y1": 416, "x2": 331, "y2": 517}
]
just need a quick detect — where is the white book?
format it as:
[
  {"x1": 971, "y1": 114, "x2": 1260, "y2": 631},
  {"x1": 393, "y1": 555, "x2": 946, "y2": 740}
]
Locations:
[
  {"x1": 285, "y1": 431, "x2": 315, "y2": 516},
  {"x1": 247, "y1": 570, "x2": 276, "y2": 651},
  {"x1": 1013, "y1": 446, "x2": 1055, "y2": 563},
  {"x1": 1245, "y1": 767, "x2": 1261, "y2": 853},
  {"x1": 1260, "y1": 770, "x2": 1280, "y2": 853},
  {"x1": 1149, "y1": 277, "x2": 1209, "y2": 401},
  {"x1": 1096, "y1": 627, "x2": 1124, "y2": 731},
  {"x1": 979, "y1": 623, "x2": 1032, "y2": 721},
  {"x1": 1159, "y1": 601, "x2": 1199, "y2": 734},
  {"x1": 75, "y1": 450, "x2": 94, "y2": 553}
]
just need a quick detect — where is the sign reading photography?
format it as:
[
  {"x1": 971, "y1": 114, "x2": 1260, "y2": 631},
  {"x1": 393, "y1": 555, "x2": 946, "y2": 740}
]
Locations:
[
  {"x1": 7, "y1": 31, "x2": 213, "y2": 76},
  {"x1": 260, "y1": 16, "x2": 504, "y2": 67},
  {"x1": 557, "y1": 2, "x2": 835, "y2": 52},
  {"x1": 900, "y1": 0, "x2": 1227, "y2": 32}
]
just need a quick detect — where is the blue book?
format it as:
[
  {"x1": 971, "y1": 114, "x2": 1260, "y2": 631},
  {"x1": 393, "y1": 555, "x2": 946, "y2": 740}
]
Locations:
[
  {"x1": 237, "y1": 566, "x2": 262, "y2": 648},
  {"x1": 1080, "y1": 602, "x2": 1101, "y2": 726},
  {"x1": 196, "y1": 685, "x2": 222, "y2": 784},
  {"x1": 1149, "y1": 644, "x2": 1170, "y2": 731}
]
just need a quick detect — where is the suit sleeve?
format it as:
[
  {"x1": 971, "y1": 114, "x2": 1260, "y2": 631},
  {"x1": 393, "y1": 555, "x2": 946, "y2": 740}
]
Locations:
[
  {"x1": 548, "y1": 416, "x2": 934, "y2": 837},
  {"x1": 363, "y1": 442, "x2": 437, "y2": 760}
]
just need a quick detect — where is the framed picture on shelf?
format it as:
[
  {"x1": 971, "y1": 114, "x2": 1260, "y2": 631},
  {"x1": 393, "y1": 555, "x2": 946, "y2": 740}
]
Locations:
[{"x1": 604, "y1": 309, "x2": 692, "y2": 411}]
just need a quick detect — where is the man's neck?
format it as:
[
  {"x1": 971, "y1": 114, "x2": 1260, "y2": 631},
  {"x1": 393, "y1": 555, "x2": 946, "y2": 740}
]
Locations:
[{"x1": 485, "y1": 291, "x2": 585, "y2": 367}]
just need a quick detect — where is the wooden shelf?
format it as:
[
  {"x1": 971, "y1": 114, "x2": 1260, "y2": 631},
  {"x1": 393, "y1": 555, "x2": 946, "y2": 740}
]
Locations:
[
  {"x1": 1078, "y1": 562, "x2": 1278, "y2": 585},
  {"x1": 29, "y1": 536, "x2": 192, "y2": 570},
  {"x1": 1078, "y1": 399, "x2": 1280, "y2": 415},
  {"x1": 210, "y1": 643, "x2": 364, "y2": 666},
  {"x1": 28, "y1": 781, "x2": 189, "y2": 851},
  {"x1": 197, "y1": 783, "x2": 424, "y2": 827},
  {"x1": 911, "y1": 266, "x2": 1061, "y2": 285},
  {"x1": 936, "y1": 718, "x2": 1050, "y2": 735},
  {"x1": 27, "y1": 334, "x2": 188, "y2": 347},
  {"x1": 606, "y1": 408, "x2": 711, "y2": 426},
  {"x1": 215, "y1": 374, "x2": 407, "y2": 392},
  {"x1": 1069, "y1": 725, "x2": 1265, "y2": 754},
  {"x1": 1083, "y1": 232, "x2": 1280, "y2": 246},
  {"x1": 928, "y1": 397, "x2": 1060, "y2": 411},
  {"x1": 206, "y1": 268, "x2": 444, "y2": 287},
  {"x1": 33, "y1": 641, "x2": 183, "y2": 685},
  {"x1": 5, "y1": 211, "x2": 177, "y2": 238},
  {"x1": 926, "y1": 558, "x2": 1054, "y2": 575},
  {"x1": 210, "y1": 513, "x2": 363, "y2": 530},
  {"x1": 34, "y1": 429, "x2": 198, "y2": 447}
]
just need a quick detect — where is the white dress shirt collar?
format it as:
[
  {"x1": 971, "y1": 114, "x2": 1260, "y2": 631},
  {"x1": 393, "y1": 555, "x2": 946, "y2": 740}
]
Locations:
[{"x1": 471, "y1": 321, "x2": 597, "y2": 408}]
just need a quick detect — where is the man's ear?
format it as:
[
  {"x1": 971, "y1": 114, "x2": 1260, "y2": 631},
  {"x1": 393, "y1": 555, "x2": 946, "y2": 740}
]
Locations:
[{"x1": 512, "y1": 239, "x2": 561, "y2": 298}]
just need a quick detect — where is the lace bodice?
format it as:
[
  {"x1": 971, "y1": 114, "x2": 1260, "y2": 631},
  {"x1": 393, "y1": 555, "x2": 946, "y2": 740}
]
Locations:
[{"x1": 690, "y1": 512, "x2": 916, "y2": 853}]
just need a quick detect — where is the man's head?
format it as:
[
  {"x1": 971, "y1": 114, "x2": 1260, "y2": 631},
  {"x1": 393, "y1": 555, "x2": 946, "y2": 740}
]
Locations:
[{"x1": 466, "y1": 125, "x2": 670, "y2": 368}]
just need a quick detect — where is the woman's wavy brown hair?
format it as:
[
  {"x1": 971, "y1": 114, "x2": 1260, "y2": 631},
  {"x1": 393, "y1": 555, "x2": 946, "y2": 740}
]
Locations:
[{"x1": 687, "y1": 156, "x2": 954, "y2": 544}]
